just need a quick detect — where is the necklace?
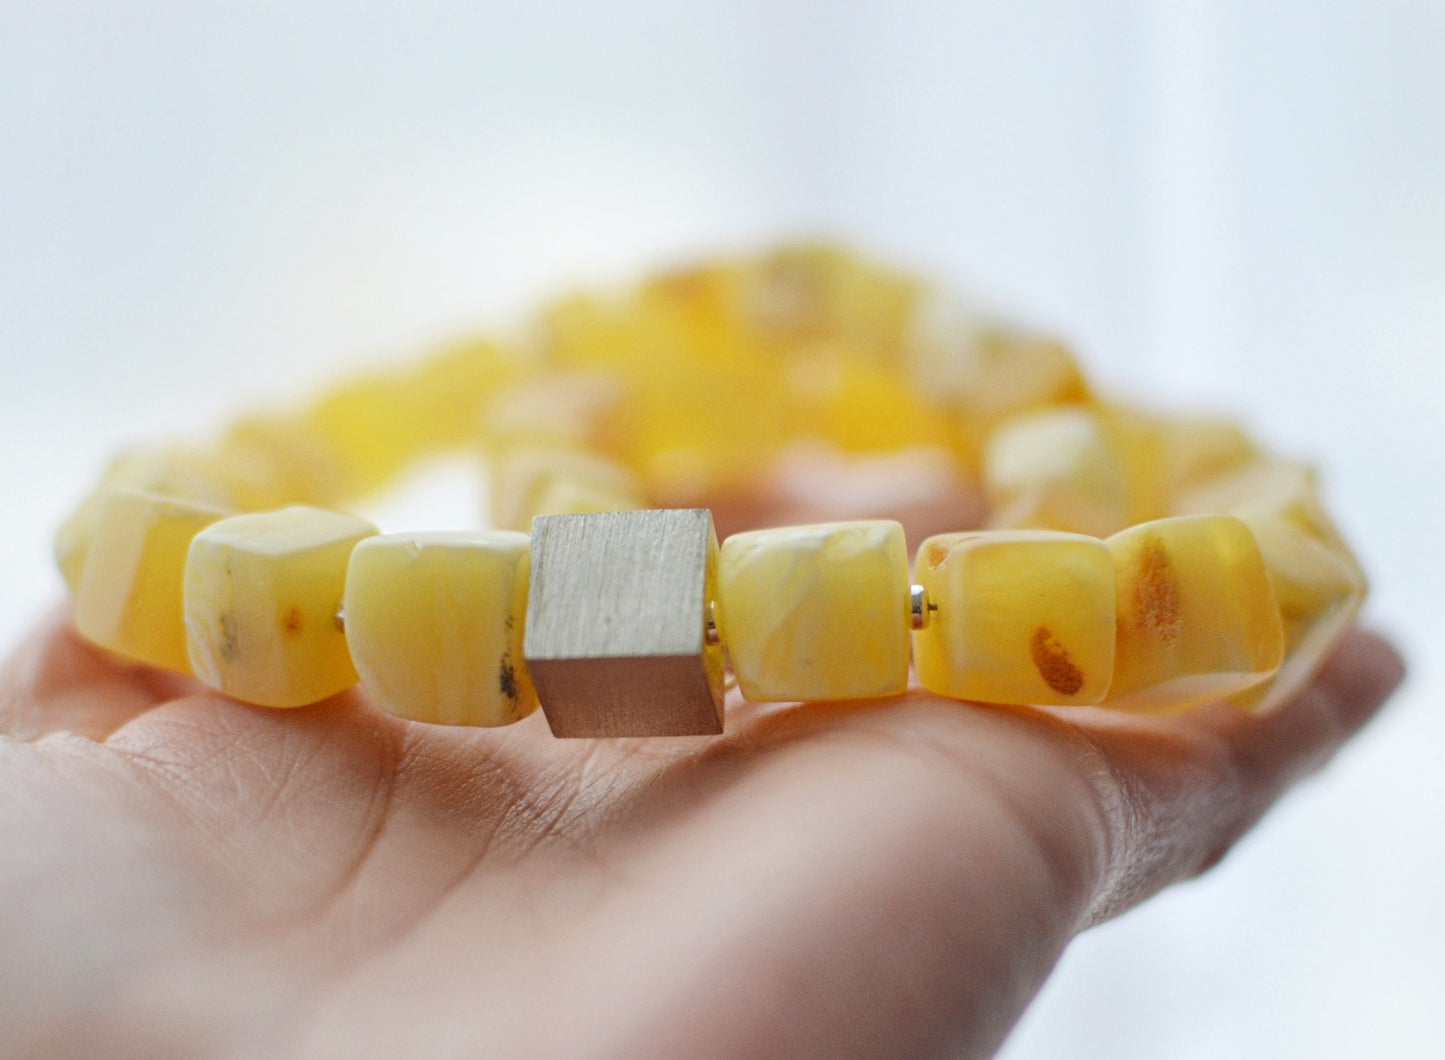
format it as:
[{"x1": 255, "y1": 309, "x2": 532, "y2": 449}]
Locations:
[{"x1": 56, "y1": 243, "x2": 1366, "y2": 737}]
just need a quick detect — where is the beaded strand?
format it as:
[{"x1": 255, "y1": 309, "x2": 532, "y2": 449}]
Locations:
[{"x1": 58, "y1": 244, "x2": 1366, "y2": 737}]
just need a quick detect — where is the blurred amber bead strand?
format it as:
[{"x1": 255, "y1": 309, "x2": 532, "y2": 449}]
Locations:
[{"x1": 57, "y1": 243, "x2": 1366, "y2": 735}]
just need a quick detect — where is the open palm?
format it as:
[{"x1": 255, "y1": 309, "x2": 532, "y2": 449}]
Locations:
[{"x1": 0, "y1": 503, "x2": 1402, "y2": 1059}]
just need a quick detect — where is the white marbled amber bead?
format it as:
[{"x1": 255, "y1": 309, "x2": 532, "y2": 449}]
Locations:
[
  {"x1": 912, "y1": 530, "x2": 1116, "y2": 706},
  {"x1": 905, "y1": 293, "x2": 1091, "y2": 471},
  {"x1": 73, "y1": 490, "x2": 231, "y2": 673},
  {"x1": 985, "y1": 407, "x2": 1129, "y2": 538},
  {"x1": 55, "y1": 445, "x2": 245, "y2": 593},
  {"x1": 717, "y1": 520, "x2": 911, "y2": 702},
  {"x1": 184, "y1": 506, "x2": 377, "y2": 708},
  {"x1": 528, "y1": 475, "x2": 642, "y2": 521},
  {"x1": 344, "y1": 531, "x2": 538, "y2": 726},
  {"x1": 1171, "y1": 459, "x2": 1353, "y2": 558},
  {"x1": 489, "y1": 444, "x2": 641, "y2": 532},
  {"x1": 1105, "y1": 514, "x2": 1283, "y2": 712}
]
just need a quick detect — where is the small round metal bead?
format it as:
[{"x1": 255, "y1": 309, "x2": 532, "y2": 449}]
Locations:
[{"x1": 910, "y1": 584, "x2": 935, "y2": 631}]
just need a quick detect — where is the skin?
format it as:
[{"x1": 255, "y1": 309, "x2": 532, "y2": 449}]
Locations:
[{"x1": 0, "y1": 486, "x2": 1405, "y2": 1059}]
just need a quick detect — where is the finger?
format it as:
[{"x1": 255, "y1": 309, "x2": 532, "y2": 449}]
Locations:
[
  {"x1": 1229, "y1": 626, "x2": 1403, "y2": 782},
  {"x1": 0, "y1": 606, "x2": 197, "y2": 741},
  {"x1": 1191, "y1": 626, "x2": 1405, "y2": 864},
  {"x1": 1073, "y1": 626, "x2": 1405, "y2": 925}
]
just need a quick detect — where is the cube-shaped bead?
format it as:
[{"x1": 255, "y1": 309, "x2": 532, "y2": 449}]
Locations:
[
  {"x1": 303, "y1": 375, "x2": 434, "y2": 496},
  {"x1": 1089, "y1": 405, "x2": 1260, "y2": 527},
  {"x1": 404, "y1": 336, "x2": 515, "y2": 450},
  {"x1": 1105, "y1": 515, "x2": 1284, "y2": 712},
  {"x1": 1146, "y1": 413, "x2": 1259, "y2": 512},
  {"x1": 790, "y1": 353, "x2": 952, "y2": 454},
  {"x1": 912, "y1": 530, "x2": 1116, "y2": 706},
  {"x1": 528, "y1": 475, "x2": 641, "y2": 521},
  {"x1": 482, "y1": 371, "x2": 623, "y2": 450},
  {"x1": 489, "y1": 444, "x2": 641, "y2": 532},
  {"x1": 1172, "y1": 460, "x2": 1351, "y2": 556},
  {"x1": 1229, "y1": 513, "x2": 1366, "y2": 713},
  {"x1": 55, "y1": 445, "x2": 245, "y2": 593},
  {"x1": 717, "y1": 520, "x2": 911, "y2": 702},
  {"x1": 905, "y1": 293, "x2": 1091, "y2": 473},
  {"x1": 345, "y1": 532, "x2": 538, "y2": 726},
  {"x1": 985, "y1": 408, "x2": 1129, "y2": 538},
  {"x1": 524, "y1": 509, "x2": 724, "y2": 737},
  {"x1": 73, "y1": 490, "x2": 231, "y2": 673},
  {"x1": 222, "y1": 414, "x2": 352, "y2": 508},
  {"x1": 185, "y1": 506, "x2": 377, "y2": 707},
  {"x1": 1173, "y1": 462, "x2": 1364, "y2": 652},
  {"x1": 741, "y1": 242, "x2": 922, "y2": 352},
  {"x1": 609, "y1": 359, "x2": 792, "y2": 502}
]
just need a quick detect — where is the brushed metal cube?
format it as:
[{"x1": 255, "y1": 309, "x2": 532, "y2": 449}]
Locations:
[{"x1": 524, "y1": 509, "x2": 725, "y2": 738}]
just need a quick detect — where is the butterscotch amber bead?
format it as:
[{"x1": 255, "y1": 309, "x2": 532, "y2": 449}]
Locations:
[
  {"x1": 1076, "y1": 405, "x2": 1263, "y2": 527},
  {"x1": 1105, "y1": 515, "x2": 1283, "y2": 712},
  {"x1": 1229, "y1": 512, "x2": 1365, "y2": 712},
  {"x1": 791, "y1": 352, "x2": 953, "y2": 454},
  {"x1": 912, "y1": 530, "x2": 1116, "y2": 706},
  {"x1": 1172, "y1": 459, "x2": 1355, "y2": 560}
]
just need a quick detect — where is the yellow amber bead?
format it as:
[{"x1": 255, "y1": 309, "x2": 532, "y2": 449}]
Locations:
[
  {"x1": 1091, "y1": 404, "x2": 1167, "y2": 525},
  {"x1": 912, "y1": 530, "x2": 1116, "y2": 706},
  {"x1": 641, "y1": 259, "x2": 745, "y2": 342},
  {"x1": 303, "y1": 341, "x2": 509, "y2": 500},
  {"x1": 1105, "y1": 515, "x2": 1283, "y2": 712},
  {"x1": 405, "y1": 337, "x2": 515, "y2": 450},
  {"x1": 717, "y1": 521, "x2": 911, "y2": 702},
  {"x1": 184, "y1": 506, "x2": 377, "y2": 707},
  {"x1": 482, "y1": 371, "x2": 624, "y2": 450},
  {"x1": 745, "y1": 242, "x2": 923, "y2": 355},
  {"x1": 985, "y1": 408, "x2": 1129, "y2": 538},
  {"x1": 790, "y1": 351, "x2": 953, "y2": 454},
  {"x1": 345, "y1": 532, "x2": 538, "y2": 726},
  {"x1": 1172, "y1": 459, "x2": 1355, "y2": 560},
  {"x1": 73, "y1": 490, "x2": 231, "y2": 673},
  {"x1": 489, "y1": 444, "x2": 642, "y2": 532},
  {"x1": 304, "y1": 374, "x2": 428, "y2": 496},
  {"x1": 55, "y1": 445, "x2": 245, "y2": 592},
  {"x1": 537, "y1": 276, "x2": 796, "y2": 500},
  {"x1": 907, "y1": 294, "x2": 1092, "y2": 473},
  {"x1": 607, "y1": 358, "x2": 792, "y2": 502},
  {"x1": 1229, "y1": 513, "x2": 1366, "y2": 712},
  {"x1": 1093, "y1": 406, "x2": 1259, "y2": 526},
  {"x1": 1174, "y1": 461, "x2": 1368, "y2": 687},
  {"x1": 529, "y1": 475, "x2": 642, "y2": 520},
  {"x1": 1150, "y1": 414, "x2": 1259, "y2": 507},
  {"x1": 221, "y1": 414, "x2": 352, "y2": 508},
  {"x1": 537, "y1": 291, "x2": 668, "y2": 372}
]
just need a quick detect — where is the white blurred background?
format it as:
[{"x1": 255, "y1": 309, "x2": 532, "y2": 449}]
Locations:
[{"x1": 1, "y1": 2, "x2": 1441, "y2": 1055}]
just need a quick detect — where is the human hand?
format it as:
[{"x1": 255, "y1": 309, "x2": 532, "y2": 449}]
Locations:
[{"x1": 0, "y1": 487, "x2": 1404, "y2": 1059}]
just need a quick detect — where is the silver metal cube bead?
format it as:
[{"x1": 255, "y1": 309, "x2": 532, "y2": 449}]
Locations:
[{"x1": 524, "y1": 508, "x2": 725, "y2": 738}]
